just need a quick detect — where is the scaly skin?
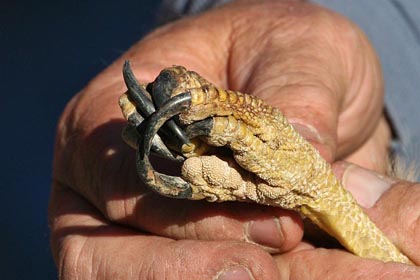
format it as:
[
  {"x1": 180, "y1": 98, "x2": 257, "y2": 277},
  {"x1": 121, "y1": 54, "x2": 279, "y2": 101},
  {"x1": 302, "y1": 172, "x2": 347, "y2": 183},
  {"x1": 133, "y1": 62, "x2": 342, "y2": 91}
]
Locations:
[{"x1": 120, "y1": 66, "x2": 412, "y2": 264}]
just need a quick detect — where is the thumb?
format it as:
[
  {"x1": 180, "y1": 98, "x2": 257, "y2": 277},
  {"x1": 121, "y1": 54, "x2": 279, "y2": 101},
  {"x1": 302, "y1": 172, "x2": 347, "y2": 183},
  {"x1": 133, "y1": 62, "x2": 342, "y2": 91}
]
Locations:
[
  {"x1": 229, "y1": 4, "x2": 383, "y2": 163},
  {"x1": 339, "y1": 163, "x2": 420, "y2": 264},
  {"x1": 237, "y1": 33, "x2": 342, "y2": 162}
]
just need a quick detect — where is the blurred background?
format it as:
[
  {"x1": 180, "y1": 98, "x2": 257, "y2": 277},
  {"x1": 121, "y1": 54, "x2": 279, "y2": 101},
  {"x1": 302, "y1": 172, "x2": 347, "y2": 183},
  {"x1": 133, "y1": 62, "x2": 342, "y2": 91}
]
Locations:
[{"x1": 1, "y1": 1, "x2": 160, "y2": 278}]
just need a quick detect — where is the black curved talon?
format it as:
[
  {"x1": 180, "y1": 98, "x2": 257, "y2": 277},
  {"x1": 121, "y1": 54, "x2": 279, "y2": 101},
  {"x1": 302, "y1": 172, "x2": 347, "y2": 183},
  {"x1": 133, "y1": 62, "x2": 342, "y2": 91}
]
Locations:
[
  {"x1": 123, "y1": 61, "x2": 190, "y2": 154},
  {"x1": 123, "y1": 61, "x2": 154, "y2": 116},
  {"x1": 137, "y1": 93, "x2": 194, "y2": 199}
]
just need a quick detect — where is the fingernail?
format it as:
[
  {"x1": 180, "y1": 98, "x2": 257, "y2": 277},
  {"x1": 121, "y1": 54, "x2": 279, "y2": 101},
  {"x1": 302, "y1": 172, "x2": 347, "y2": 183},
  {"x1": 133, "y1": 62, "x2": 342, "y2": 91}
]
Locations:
[
  {"x1": 217, "y1": 265, "x2": 254, "y2": 280},
  {"x1": 290, "y1": 122, "x2": 323, "y2": 144},
  {"x1": 342, "y1": 164, "x2": 395, "y2": 208},
  {"x1": 246, "y1": 218, "x2": 283, "y2": 250},
  {"x1": 291, "y1": 122, "x2": 334, "y2": 161}
]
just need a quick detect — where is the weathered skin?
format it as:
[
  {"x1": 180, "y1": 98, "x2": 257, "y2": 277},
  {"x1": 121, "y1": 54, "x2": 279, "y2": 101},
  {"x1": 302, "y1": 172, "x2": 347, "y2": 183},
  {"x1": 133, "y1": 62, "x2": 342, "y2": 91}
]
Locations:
[{"x1": 119, "y1": 65, "x2": 412, "y2": 264}]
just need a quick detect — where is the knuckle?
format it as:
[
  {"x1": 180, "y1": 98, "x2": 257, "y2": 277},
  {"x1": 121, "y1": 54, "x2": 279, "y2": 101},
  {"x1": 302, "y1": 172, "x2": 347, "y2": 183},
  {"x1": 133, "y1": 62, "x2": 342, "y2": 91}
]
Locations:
[
  {"x1": 211, "y1": 242, "x2": 277, "y2": 278},
  {"x1": 175, "y1": 240, "x2": 276, "y2": 279}
]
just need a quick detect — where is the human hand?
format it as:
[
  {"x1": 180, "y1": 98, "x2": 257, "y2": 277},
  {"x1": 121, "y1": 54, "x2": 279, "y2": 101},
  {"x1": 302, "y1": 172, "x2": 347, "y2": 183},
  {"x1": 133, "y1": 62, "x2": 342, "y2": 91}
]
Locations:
[
  {"x1": 49, "y1": 164, "x2": 420, "y2": 279},
  {"x1": 50, "y1": 0, "x2": 404, "y2": 279}
]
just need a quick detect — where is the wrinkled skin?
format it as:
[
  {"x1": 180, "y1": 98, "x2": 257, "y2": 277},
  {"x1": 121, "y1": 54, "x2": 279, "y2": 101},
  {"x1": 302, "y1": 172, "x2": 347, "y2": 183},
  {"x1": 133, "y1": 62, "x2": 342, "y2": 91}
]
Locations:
[{"x1": 50, "y1": 0, "x2": 420, "y2": 279}]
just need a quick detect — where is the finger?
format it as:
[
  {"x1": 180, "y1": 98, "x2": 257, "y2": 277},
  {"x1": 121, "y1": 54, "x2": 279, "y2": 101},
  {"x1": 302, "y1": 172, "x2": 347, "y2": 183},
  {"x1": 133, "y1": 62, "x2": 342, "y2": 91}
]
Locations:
[
  {"x1": 274, "y1": 245, "x2": 420, "y2": 279},
  {"x1": 49, "y1": 182, "x2": 281, "y2": 280},
  {"x1": 227, "y1": 3, "x2": 383, "y2": 162},
  {"x1": 336, "y1": 163, "x2": 420, "y2": 264}
]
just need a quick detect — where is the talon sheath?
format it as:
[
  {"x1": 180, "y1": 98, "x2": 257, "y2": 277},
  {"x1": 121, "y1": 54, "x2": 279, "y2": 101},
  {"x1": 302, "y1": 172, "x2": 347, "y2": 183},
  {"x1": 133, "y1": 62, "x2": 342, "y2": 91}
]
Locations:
[
  {"x1": 123, "y1": 61, "x2": 155, "y2": 116},
  {"x1": 123, "y1": 61, "x2": 190, "y2": 154},
  {"x1": 119, "y1": 91, "x2": 179, "y2": 161},
  {"x1": 137, "y1": 93, "x2": 194, "y2": 199}
]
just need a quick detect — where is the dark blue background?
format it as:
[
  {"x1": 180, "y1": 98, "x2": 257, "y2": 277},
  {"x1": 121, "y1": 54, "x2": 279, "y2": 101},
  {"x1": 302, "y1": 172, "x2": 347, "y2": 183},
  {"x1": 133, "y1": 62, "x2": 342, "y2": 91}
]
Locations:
[{"x1": 1, "y1": 1, "x2": 160, "y2": 278}]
